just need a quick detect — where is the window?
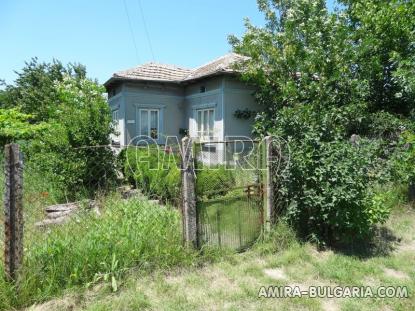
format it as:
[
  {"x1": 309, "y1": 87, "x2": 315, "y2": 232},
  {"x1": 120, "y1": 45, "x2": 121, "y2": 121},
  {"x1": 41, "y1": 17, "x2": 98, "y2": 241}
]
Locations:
[
  {"x1": 139, "y1": 109, "x2": 159, "y2": 139},
  {"x1": 196, "y1": 108, "x2": 214, "y2": 140},
  {"x1": 112, "y1": 109, "x2": 120, "y2": 133}
]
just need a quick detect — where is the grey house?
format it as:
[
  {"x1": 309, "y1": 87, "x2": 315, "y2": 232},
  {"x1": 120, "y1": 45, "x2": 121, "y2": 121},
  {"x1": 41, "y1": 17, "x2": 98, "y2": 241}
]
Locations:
[{"x1": 104, "y1": 53, "x2": 259, "y2": 146}]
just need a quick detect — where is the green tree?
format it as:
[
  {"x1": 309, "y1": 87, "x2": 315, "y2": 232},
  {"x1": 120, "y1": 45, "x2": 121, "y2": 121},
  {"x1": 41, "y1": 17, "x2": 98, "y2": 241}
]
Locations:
[
  {"x1": 1, "y1": 58, "x2": 86, "y2": 122},
  {"x1": 28, "y1": 76, "x2": 116, "y2": 199},
  {"x1": 341, "y1": 0, "x2": 415, "y2": 116},
  {"x1": 229, "y1": 0, "x2": 413, "y2": 244},
  {"x1": 0, "y1": 108, "x2": 47, "y2": 146}
]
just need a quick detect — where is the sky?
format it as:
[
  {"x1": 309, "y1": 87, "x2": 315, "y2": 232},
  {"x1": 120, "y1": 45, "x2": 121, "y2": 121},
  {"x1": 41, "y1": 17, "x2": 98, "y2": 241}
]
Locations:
[{"x1": 0, "y1": 0, "x2": 336, "y2": 85}]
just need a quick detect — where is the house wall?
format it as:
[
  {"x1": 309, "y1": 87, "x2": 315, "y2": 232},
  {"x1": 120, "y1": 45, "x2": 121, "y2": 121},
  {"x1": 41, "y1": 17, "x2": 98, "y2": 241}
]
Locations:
[
  {"x1": 184, "y1": 76, "x2": 224, "y2": 141},
  {"x1": 122, "y1": 82, "x2": 185, "y2": 145},
  {"x1": 108, "y1": 89, "x2": 125, "y2": 145},
  {"x1": 106, "y1": 75, "x2": 259, "y2": 147},
  {"x1": 222, "y1": 76, "x2": 258, "y2": 139}
]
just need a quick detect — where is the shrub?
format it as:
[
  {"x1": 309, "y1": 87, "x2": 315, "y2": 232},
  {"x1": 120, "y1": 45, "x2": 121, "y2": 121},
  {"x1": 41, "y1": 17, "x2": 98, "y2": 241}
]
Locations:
[
  {"x1": 278, "y1": 137, "x2": 392, "y2": 245},
  {"x1": 0, "y1": 108, "x2": 47, "y2": 146},
  {"x1": 25, "y1": 77, "x2": 117, "y2": 200},
  {"x1": 392, "y1": 131, "x2": 415, "y2": 202},
  {"x1": 394, "y1": 131, "x2": 415, "y2": 183},
  {"x1": 124, "y1": 146, "x2": 181, "y2": 203}
]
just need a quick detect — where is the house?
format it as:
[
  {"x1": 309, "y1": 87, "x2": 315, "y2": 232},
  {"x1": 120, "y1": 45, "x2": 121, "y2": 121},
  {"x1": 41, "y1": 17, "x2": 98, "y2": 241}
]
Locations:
[{"x1": 104, "y1": 53, "x2": 260, "y2": 148}]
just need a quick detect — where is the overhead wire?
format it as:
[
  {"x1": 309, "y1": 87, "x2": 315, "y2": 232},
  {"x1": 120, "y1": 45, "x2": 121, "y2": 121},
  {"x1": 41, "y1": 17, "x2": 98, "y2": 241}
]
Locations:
[
  {"x1": 122, "y1": 0, "x2": 141, "y2": 64},
  {"x1": 137, "y1": 0, "x2": 156, "y2": 61}
]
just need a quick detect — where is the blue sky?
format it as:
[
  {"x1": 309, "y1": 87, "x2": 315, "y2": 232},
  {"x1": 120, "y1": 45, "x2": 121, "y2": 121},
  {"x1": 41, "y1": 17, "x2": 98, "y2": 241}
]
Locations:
[{"x1": 0, "y1": 0, "x2": 336, "y2": 85}]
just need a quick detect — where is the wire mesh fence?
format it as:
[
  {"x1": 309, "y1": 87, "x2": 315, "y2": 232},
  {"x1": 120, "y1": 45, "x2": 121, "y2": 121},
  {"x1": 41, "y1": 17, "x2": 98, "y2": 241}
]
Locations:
[
  {"x1": 194, "y1": 140, "x2": 265, "y2": 250},
  {"x1": 123, "y1": 140, "x2": 183, "y2": 206},
  {"x1": 0, "y1": 142, "x2": 186, "y2": 293}
]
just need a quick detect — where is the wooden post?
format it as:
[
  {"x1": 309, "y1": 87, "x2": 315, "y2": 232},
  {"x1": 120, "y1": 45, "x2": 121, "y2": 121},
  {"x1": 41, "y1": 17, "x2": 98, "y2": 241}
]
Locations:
[
  {"x1": 181, "y1": 137, "x2": 197, "y2": 247},
  {"x1": 4, "y1": 144, "x2": 24, "y2": 281},
  {"x1": 264, "y1": 136, "x2": 275, "y2": 232}
]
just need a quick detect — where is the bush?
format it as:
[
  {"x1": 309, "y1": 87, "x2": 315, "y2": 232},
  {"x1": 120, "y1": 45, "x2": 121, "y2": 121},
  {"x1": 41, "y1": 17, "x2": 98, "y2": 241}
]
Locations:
[
  {"x1": 0, "y1": 108, "x2": 47, "y2": 146},
  {"x1": 392, "y1": 131, "x2": 415, "y2": 202},
  {"x1": 278, "y1": 137, "x2": 392, "y2": 245},
  {"x1": 124, "y1": 146, "x2": 181, "y2": 204},
  {"x1": 25, "y1": 77, "x2": 117, "y2": 200}
]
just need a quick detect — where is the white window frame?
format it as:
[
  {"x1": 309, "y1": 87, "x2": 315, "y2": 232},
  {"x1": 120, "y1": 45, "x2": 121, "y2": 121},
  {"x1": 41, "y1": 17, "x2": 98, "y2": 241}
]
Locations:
[
  {"x1": 139, "y1": 108, "x2": 160, "y2": 140},
  {"x1": 196, "y1": 108, "x2": 215, "y2": 141},
  {"x1": 112, "y1": 109, "x2": 120, "y2": 141}
]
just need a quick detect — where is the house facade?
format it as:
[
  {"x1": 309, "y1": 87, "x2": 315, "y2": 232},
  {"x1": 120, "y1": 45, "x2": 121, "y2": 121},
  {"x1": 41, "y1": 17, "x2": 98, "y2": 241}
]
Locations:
[{"x1": 104, "y1": 53, "x2": 259, "y2": 146}]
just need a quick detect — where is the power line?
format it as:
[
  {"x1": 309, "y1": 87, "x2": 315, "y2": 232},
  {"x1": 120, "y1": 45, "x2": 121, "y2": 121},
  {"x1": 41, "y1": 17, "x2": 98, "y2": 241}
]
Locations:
[
  {"x1": 122, "y1": 0, "x2": 141, "y2": 64},
  {"x1": 137, "y1": 0, "x2": 155, "y2": 61}
]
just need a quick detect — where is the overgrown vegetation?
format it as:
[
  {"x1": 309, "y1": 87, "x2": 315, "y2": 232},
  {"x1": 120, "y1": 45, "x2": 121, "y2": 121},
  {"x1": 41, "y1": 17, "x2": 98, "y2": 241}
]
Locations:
[
  {"x1": 230, "y1": 0, "x2": 415, "y2": 244},
  {"x1": 1, "y1": 59, "x2": 117, "y2": 200},
  {"x1": 0, "y1": 1, "x2": 413, "y2": 309},
  {"x1": 12, "y1": 197, "x2": 415, "y2": 311},
  {"x1": 25, "y1": 77, "x2": 117, "y2": 200},
  {"x1": 0, "y1": 191, "x2": 196, "y2": 310},
  {"x1": 0, "y1": 108, "x2": 47, "y2": 146},
  {"x1": 0, "y1": 58, "x2": 86, "y2": 122},
  {"x1": 123, "y1": 146, "x2": 181, "y2": 204}
]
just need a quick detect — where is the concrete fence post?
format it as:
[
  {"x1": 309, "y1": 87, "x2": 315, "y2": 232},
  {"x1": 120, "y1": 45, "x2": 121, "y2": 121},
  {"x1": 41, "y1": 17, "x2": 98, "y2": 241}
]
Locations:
[
  {"x1": 4, "y1": 144, "x2": 24, "y2": 281},
  {"x1": 181, "y1": 137, "x2": 197, "y2": 247},
  {"x1": 264, "y1": 136, "x2": 275, "y2": 232}
]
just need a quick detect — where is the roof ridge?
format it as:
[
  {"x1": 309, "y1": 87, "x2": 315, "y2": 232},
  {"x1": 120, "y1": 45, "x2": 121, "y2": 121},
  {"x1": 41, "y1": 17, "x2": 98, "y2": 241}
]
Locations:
[
  {"x1": 106, "y1": 53, "x2": 247, "y2": 86},
  {"x1": 116, "y1": 62, "x2": 191, "y2": 75},
  {"x1": 190, "y1": 52, "x2": 239, "y2": 71}
]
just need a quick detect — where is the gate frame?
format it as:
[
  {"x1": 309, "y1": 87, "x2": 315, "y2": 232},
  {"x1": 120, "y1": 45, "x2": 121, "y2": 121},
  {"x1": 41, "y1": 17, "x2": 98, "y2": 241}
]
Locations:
[{"x1": 181, "y1": 137, "x2": 276, "y2": 248}]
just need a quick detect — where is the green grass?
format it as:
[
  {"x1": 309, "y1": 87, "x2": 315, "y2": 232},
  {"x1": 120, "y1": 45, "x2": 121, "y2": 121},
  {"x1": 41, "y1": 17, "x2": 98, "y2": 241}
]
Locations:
[
  {"x1": 22, "y1": 201, "x2": 415, "y2": 311},
  {"x1": 198, "y1": 195, "x2": 263, "y2": 250},
  {"x1": 0, "y1": 194, "x2": 201, "y2": 310},
  {"x1": 1, "y1": 155, "x2": 414, "y2": 310}
]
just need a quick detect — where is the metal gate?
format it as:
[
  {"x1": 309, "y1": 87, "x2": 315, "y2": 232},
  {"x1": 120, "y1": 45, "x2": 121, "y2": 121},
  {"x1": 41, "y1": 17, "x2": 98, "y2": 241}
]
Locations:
[{"x1": 194, "y1": 140, "x2": 265, "y2": 250}]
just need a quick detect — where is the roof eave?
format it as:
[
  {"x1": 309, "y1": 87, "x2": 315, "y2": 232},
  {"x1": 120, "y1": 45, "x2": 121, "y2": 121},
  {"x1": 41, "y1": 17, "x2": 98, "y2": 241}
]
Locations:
[
  {"x1": 181, "y1": 70, "x2": 238, "y2": 84},
  {"x1": 104, "y1": 76, "x2": 183, "y2": 89},
  {"x1": 104, "y1": 70, "x2": 241, "y2": 90}
]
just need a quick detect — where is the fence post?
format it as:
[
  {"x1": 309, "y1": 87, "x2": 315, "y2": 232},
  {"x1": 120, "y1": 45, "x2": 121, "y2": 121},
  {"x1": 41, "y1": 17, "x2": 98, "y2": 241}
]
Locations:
[
  {"x1": 264, "y1": 136, "x2": 275, "y2": 232},
  {"x1": 4, "y1": 144, "x2": 24, "y2": 281},
  {"x1": 181, "y1": 137, "x2": 197, "y2": 247}
]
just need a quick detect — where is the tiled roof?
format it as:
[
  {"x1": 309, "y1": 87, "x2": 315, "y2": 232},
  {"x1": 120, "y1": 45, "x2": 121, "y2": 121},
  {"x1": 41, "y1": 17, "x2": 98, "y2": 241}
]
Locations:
[
  {"x1": 113, "y1": 63, "x2": 192, "y2": 83},
  {"x1": 184, "y1": 53, "x2": 247, "y2": 81},
  {"x1": 107, "y1": 53, "x2": 247, "y2": 85}
]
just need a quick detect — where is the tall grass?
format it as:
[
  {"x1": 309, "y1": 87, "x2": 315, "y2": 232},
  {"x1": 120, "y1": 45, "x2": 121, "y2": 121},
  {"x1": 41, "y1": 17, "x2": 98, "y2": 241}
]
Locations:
[{"x1": 0, "y1": 195, "x2": 196, "y2": 310}]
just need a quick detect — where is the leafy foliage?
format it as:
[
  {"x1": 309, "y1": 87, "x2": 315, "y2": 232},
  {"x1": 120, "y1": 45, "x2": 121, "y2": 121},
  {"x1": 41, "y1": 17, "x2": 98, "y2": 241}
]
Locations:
[
  {"x1": 230, "y1": 0, "x2": 415, "y2": 243},
  {"x1": 341, "y1": 0, "x2": 415, "y2": 116},
  {"x1": 283, "y1": 138, "x2": 391, "y2": 242},
  {"x1": 0, "y1": 108, "x2": 47, "y2": 146},
  {"x1": 392, "y1": 131, "x2": 415, "y2": 185},
  {"x1": 1, "y1": 58, "x2": 86, "y2": 122},
  {"x1": 26, "y1": 77, "x2": 116, "y2": 200},
  {"x1": 123, "y1": 146, "x2": 181, "y2": 204}
]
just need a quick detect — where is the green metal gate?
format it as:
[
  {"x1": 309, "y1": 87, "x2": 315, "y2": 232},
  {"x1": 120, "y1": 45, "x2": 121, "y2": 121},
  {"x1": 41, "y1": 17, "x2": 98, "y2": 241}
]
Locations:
[{"x1": 194, "y1": 140, "x2": 265, "y2": 250}]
